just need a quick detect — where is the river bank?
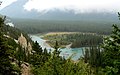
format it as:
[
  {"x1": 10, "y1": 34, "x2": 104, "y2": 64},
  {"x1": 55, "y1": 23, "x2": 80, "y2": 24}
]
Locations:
[
  {"x1": 42, "y1": 32, "x2": 103, "y2": 48},
  {"x1": 29, "y1": 35, "x2": 84, "y2": 61}
]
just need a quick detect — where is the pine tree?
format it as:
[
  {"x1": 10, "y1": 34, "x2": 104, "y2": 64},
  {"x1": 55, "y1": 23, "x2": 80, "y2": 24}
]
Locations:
[
  {"x1": 33, "y1": 41, "x2": 43, "y2": 55},
  {"x1": 0, "y1": 17, "x2": 17, "y2": 75},
  {"x1": 102, "y1": 25, "x2": 120, "y2": 74}
]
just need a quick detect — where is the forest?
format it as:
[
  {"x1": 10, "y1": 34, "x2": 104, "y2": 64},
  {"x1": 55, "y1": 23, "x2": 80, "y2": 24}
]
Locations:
[
  {"x1": 0, "y1": 13, "x2": 120, "y2": 75},
  {"x1": 43, "y1": 32, "x2": 103, "y2": 48},
  {"x1": 12, "y1": 19, "x2": 120, "y2": 34}
]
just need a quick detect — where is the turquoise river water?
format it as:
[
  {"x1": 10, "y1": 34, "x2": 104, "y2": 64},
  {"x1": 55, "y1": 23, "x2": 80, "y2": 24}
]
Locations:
[{"x1": 30, "y1": 35, "x2": 84, "y2": 61}]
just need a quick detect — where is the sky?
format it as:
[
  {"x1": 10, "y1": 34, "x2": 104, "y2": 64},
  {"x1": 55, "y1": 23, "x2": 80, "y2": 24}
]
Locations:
[
  {"x1": 0, "y1": 0, "x2": 120, "y2": 14},
  {"x1": 0, "y1": 0, "x2": 17, "y2": 10}
]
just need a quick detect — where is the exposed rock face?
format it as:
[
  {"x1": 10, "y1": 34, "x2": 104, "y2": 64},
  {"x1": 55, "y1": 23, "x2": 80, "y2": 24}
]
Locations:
[
  {"x1": 21, "y1": 62, "x2": 32, "y2": 75},
  {"x1": 18, "y1": 33, "x2": 32, "y2": 55},
  {"x1": 66, "y1": 43, "x2": 72, "y2": 49},
  {"x1": 18, "y1": 33, "x2": 27, "y2": 50},
  {"x1": 27, "y1": 42, "x2": 32, "y2": 54}
]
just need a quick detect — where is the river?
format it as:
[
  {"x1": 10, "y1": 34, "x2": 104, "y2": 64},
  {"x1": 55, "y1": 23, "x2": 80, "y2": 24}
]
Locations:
[{"x1": 30, "y1": 35, "x2": 84, "y2": 61}]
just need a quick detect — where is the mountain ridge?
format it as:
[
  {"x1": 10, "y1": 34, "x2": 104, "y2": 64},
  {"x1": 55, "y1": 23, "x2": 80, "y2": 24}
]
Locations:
[{"x1": 0, "y1": 0, "x2": 118, "y2": 21}]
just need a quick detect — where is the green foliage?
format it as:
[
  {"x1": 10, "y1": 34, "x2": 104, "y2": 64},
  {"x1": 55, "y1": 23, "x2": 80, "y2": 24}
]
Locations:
[
  {"x1": 29, "y1": 41, "x2": 50, "y2": 66},
  {"x1": 82, "y1": 25, "x2": 120, "y2": 75},
  {"x1": 102, "y1": 66, "x2": 119, "y2": 75},
  {"x1": 2, "y1": 24, "x2": 32, "y2": 42},
  {"x1": 33, "y1": 41, "x2": 43, "y2": 55},
  {"x1": 101, "y1": 25, "x2": 120, "y2": 74},
  {"x1": 0, "y1": 17, "x2": 19, "y2": 75},
  {"x1": 30, "y1": 41, "x2": 95, "y2": 75},
  {"x1": 43, "y1": 33, "x2": 103, "y2": 48},
  {"x1": 13, "y1": 19, "x2": 119, "y2": 34},
  {"x1": 83, "y1": 46, "x2": 102, "y2": 75}
]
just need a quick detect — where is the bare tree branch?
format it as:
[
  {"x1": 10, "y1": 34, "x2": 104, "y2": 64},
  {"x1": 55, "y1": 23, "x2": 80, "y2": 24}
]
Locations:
[
  {"x1": 118, "y1": 12, "x2": 120, "y2": 20},
  {"x1": 0, "y1": 1, "x2": 2, "y2": 6}
]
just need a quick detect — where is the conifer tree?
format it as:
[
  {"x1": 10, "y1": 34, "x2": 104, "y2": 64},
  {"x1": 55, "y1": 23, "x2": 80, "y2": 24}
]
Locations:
[
  {"x1": 102, "y1": 25, "x2": 120, "y2": 74},
  {"x1": 0, "y1": 17, "x2": 17, "y2": 75},
  {"x1": 33, "y1": 41, "x2": 43, "y2": 54}
]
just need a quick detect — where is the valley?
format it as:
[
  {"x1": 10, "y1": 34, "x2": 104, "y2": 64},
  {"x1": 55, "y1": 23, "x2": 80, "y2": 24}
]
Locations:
[
  {"x1": 0, "y1": 0, "x2": 120, "y2": 74},
  {"x1": 1, "y1": 15, "x2": 120, "y2": 75},
  {"x1": 29, "y1": 32, "x2": 103, "y2": 61},
  {"x1": 30, "y1": 34, "x2": 84, "y2": 61}
]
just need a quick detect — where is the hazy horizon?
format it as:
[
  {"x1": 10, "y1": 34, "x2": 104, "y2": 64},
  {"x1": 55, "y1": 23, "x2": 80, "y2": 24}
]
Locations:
[{"x1": 0, "y1": 0, "x2": 120, "y2": 14}]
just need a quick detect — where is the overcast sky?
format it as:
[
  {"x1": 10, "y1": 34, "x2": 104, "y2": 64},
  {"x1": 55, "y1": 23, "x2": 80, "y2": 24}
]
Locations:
[
  {"x1": 0, "y1": 0, "x2": 17, "y2": 10},
  {"x1": 0, "y1": 0, "x2": 120, "y2": 14}
]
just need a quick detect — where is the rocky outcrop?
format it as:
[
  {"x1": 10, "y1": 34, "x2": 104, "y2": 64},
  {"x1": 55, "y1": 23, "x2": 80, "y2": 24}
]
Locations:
[
  {"x1": 21, "y1": 62, "x2": 32, "y2": 75},
  {"x1": 18, "y1": 33, "x2": 28, "y2": 50},
  {"x1": 27, "y1": 42, "x2": 32, "y2": 54},
  {"x1": 66, "y1": 43, "x2": 72, "y2": 49},
  {"x1": 18, "y1": 33, "x2": 32, "y2": 55}
]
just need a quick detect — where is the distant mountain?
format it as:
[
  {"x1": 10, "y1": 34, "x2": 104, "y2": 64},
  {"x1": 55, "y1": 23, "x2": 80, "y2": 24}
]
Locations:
[
  {"x1": 0, "y1": 0, "x2": 119, "y2": 21},
  {"x1": 0, "y1": 0, "x2": 35, "y2": 18}
]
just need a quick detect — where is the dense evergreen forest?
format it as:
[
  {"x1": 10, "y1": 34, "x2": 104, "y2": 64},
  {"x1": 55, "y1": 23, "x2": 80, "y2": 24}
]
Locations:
[
  {"x1": 12, "y1": 19, "x2": 120, "y2": 34},
  {"x1": 43, "y1": 32, "x2": 103, "y2": 48}
]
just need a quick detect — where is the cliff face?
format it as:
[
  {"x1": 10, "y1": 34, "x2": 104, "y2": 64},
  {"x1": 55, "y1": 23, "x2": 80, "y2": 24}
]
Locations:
[
  {"x1": 21, "y1": 62, "x2": 32, "y2": 75},
  {"x1": 18, "y1": 33, "x2": 32, "y2": 55},
  {"x1": 28, "y1": 42, "x2": 32, "y2": 54},
  {"x1": 18, "y1": 33, "x2": 27, "y2": 50}
]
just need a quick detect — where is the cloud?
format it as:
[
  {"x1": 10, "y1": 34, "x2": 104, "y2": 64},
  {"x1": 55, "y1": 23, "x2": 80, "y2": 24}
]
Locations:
[
  {"x1": 24, "y1": 0, "x2": 120, "y2": 14},
  {"x1": 0, "y1": 0, "x2": 17, "y2": 10}
]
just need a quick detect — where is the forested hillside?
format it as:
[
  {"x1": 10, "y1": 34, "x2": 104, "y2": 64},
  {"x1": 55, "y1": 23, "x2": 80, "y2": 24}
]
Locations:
[
  {"x1": 0, "y1": 16, "x2": 34, "y2": 75},
  {"x1": 12, "y1": 19, "x2": 120, "y2": 34}
]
